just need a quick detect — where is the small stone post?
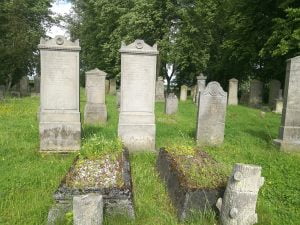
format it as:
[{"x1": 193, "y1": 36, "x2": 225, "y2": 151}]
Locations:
[
  {"x1": 155, "y1": 76, "x2": 165, "y2": 102},
  {"x1": 180, "y1": 85, "x2": 188, "y2": 101},
  {"x1": 268, "y1": 79, "x2": 281, "y2": 109},
  {"x1": 109, "y1": 78, "x2": 117, "y2": 95},
  {"x1": 165, "y1": 93, "x2": 178, "y2": 114},
  {"x1": 273, "y1": 89, "x2": 283, "y2": 114},
  {"x1": 195, "y1": 73, "x2": 207, "y2": 104},
  {"x1": 228, "y1": 78, "x2": 238, "y2": 105},
  {"x1": 249, "y1": 80, "x2": 263, "y2": 107}
]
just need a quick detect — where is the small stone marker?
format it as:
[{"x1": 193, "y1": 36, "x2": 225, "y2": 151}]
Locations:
[
  {"x1": 109, "y1": 78, "x2": 117, "y2": 95},
  {"x1": 165, "y1": 93, "x2": 178, "y2": 115},
  {"x1": 268, "y1": 79, "x2": 281, "y2": 109},
  {"x1": 38, "y1": 35, "x2": 81, "y2": 152},
  {"x1": 216, "y1": 163, "x2": 264, "y2": 225},
  {"x1": 249, "y1": 80, "x2": 263, "y2": 107},
  {"x1": 196, "y1": 81, "x2": 227, "y2": 146},
  {"x1": 191, "y1": 85, "x2": 197, "y2": 102},
  {"x1": 274, "y1": 56, "x2": 300, "y2": 152},
  {"x1": 84, "y1": 68, "x2": 107, "y2": 124},
  {"x1": 180, "y1": 85, "x2": 187, "y2": 101},
  {"x1": 118, "y1": 40, "x2": 158, "y2": 152},
  {"x1": 73, "y1": 194, "x2": 103, "y2": 225},
  {"x1": 105, "y1": 79, "x2": 109, "y2": 94},
  {"x1": 116, "y1": 90, "x2": 121, "y2": 108},
  {"x1": 195, "y1": 73, "x2": 207, "y2": 104},
  {"x1": 155, "y1": 76, "x2": 165, "y2": 102},
  {"x1": 273, "y1": 89, "x2": 283, "y2": 114},
  {"x1": 228, "y1": 78, "x2": 238, "y2": 105},
  {"x1": 34, "y1": 75, "x2": 40, "y2": 93},
  {"x1": 20, "y1": 76, "x2": 29, "y2": 97}
]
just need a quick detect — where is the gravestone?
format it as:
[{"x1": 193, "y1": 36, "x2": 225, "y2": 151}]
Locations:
[
  {"x1": 195, "y1": 73, "x2": 207, "y2": 104},
  {"x1": 84, "y1": 68, "x2": 107, "y2": 124},
  {"x1": 274, "y1": 56, "x2": 300, "y2": 152},
  {"x1": 34, "y1": 75, "x2": 40, "y2": 93},
  {"x1": 155, "y1": 76, "x2": 165, "y2": 102},
  {"x1": 228, "y1": 78, "x2": 238, "y2": 105},
  {"x1": 191, "y1": 85, "x2": 197, "y2": 102},
  {"x1": 105, "y1": 80, "x2": 109, "y2": 94},
  {"x1": 109, "y1": 78, "x2": 117, "y2": 95},
  {"x1": 116, "y1": 90, "x2": 121, "y2": 108},
  {"x1": 196, "y1": 82, "x2": 227, "y2": 146},
  {"x1": 0, "y1": 85, "x2": 5, "y2": 100},
  {"x1": 165, "y1": 93, "x2": 178, "y2": 115},
  {"x1": 73, "y1": 194, "x2": 103, "y2": 225},
  {"x1": 180, "y1": 85, "x2": 188, "y2": 101},
  {"x1": 249, "y1": 80, "x2": 263, "y2": 107},
  {"x1": 274, "y1": 89, "x2": 283, "y2": 114},
  {"x1": 118, "y1": 40, "x2": 158, "y2": 152},
  {"x1": 38, "y1": 35, "x2": 81, "y2": 152},
  {"x1": 20, "y1": 76, "x2": 29, "y2": 97},
  {"x1": 240, "y1": 92, "x2": 249, "y2": 105},
  {"x1": 268, "y1": 79, "x2": 281, "y2": 109}
]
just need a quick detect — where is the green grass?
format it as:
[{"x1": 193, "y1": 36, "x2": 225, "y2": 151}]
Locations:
[{"x1": 0, "y1": 92, "x2": 299, "y2": 224}]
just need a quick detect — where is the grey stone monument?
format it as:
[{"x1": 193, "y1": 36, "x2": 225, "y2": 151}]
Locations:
[
  {"x1": 274, "y1": 56, "x2": 300, "y2": 152},
  {"x1": 180, "y1": 85, "x2": 188, "y2": 101},
  {"x1": 228, "y1": 78, "x2": 238, "y2": 105},
  {"x1": 249, "y1": 80, "x2": 263, "y2": 107},
  {"x1": 38, "y1": 35, "x2": 81, "y2": 152},
  {"x1": 20, "y1": 76, "x2": 29, "y2": 97},
  {"x1": 165, "y1": 93, "x2": 178, "y2": 115},
  {"x1": 273, "y1": 89, "x2": 283, "y2": 114},
  {"x1": 84, "y1": 68, "x2": 107, "y2": 125},
  {"x1": 109, "y1": 78, "x2": 117, "y2": 95},
  {"x1": 195, "y1": 73, "x2": 207, "y2": 104},
  {"x1": 34, "y1": 75, "x2": 40, "y2": 93},
  {"x1": 216, "y1": 163, "x2": 264, "y2": 225},
  {"x1": 196, "y1": 81, "x2": 227, "y2": 146},
  {"x1": 118, "y1": 40, "x2": 158, "y2": 152},
  {"x1": 155, "y1": 76, "x2": 165, "y2": 102},
  {"x1": 73, "y1": 194, "x2": 103, "y2": 225},
  {"x1": 268, "y1": 79, "x2": 281, "y2": 109}
]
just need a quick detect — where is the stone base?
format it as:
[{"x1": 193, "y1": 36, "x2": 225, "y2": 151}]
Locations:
[
  {"x1": 273, "y1": 139, "x2": 300, "y2": 152},
  {"x1": 84, "y1": 103, "x2": 107, "y2": 125}
]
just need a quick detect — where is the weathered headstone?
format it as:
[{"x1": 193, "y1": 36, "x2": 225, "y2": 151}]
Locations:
[
  {"x1": 273, "y1": 89, "x2": 283, "y2": 114},
  {"x1": 105, "y1": 79, "x2": 109, "y2": 94},
  {"x1": 155, "y1": 76, "x2": 165, "y2": 102},
  {"x1": 268, "y1": 79, "x2": 281, "y2": 109},
  {"x1": 240, "y1": 92, "x2": 249, "y2": 105},
  {"x1": 0, "y1": 85, "x2": 5, "y2": 100},
  {"x1": 34, "y1": 75, "x2": 40, "y2": 93},
  {"x1": 20, "y1": 76, "x2": 29, "y2": 97},
  {"x1": 228, "y1": 78, "x2": 238, "y2": 105},
  {"x1": 180, "y1": 85, "x2": 188, "y2": 101},
  {"x1": 274, "y1": 56, "x2": 300, "y2": 152},
  {"x1": 195, "y1": 73, "x2": 207, "y2": 104},
  {"x1": 249, "y1": 80, "x2": 263, "y2": 107},
  {"x1": 118, "y1": 40, "x2": 158, "y2": 152},
  {"x1": 38, "y1": 35, "x2": 81, "y2": 152},
  {"x1": 84, "y1": 68, "x2": 107, "y2": 125},
  {"x1": 196, "y1": 82, "x2": 227, "y2": 146},
  {"x1": 165, "y1": 93, "x2": 178, "y2": 115},
  {"x1": 109, "y1": 78, "x2": 117, "y2": 95},
  {"x1": 216, "y1": 163, "x2": 264, "y2": 225},
  {"x1": 73, "y1": 194, "x2": 103, "y2": 225}
]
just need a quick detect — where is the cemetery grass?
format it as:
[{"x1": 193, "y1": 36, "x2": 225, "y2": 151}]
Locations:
[{"x1": 0, "y1": 93, "x2": 299, "y2": 225}]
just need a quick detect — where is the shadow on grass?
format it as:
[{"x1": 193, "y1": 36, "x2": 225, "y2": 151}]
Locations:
[
  {"x1": 245, "y1": 129, "x2": 274, "y2": 143},
  {"x1": 82, "y1": 125, "x2": 106, "y2": 139}
]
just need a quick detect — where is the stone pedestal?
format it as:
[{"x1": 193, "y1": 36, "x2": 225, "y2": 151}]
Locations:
[
  {"x1": 196, "y1": 82, "x2": 227, "y2": 146},
  {"x1": 180, "y1": 85, "x2": 187, "y2": 101},
  {"x1": 274, "y1": 56, "x2": 300, "y2": 152},
  {"x1": 165, "y1": 93, "x2": 178, "y2": 115},
  {"x1": 38, "y1": 35, "x2": 81, "y2": 152},
  {"x1": 228, "y1": 78, "x2": 238, "y2": 105},
  {"x1": 155, "y1": 76, "x2": 165, "y2": 102},
  {"x1": 249, "y1": 80, "x2": 263, "y2": 107},
  {"x1": 118, "y1": 40, "x2": 158, "y2": 152},
  {"x1": 84, "y1": 69, "x2": 107, "y2": 125},
  {"x1": 195, "y1": 73, "x2": 207, "y2": 104},
  {"x1": 20, "y1": 76, "x2": 29, "y2": 97},
  {"x1": 109, "y1": 78, "x2": 117, "y2": 95},
  {"x1": 268, "y1": 79, "x2": 281, "y2": 109}
]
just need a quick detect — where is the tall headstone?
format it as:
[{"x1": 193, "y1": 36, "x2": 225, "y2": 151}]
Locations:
[
  {"x1": 195, "y1": 73, "x2": 207, "y2": 104},
  {"x1": 228, "y1": 78, "x2": 238, "y2": 105},
  {"x1": 34, "y1": 75, "x2": 40, "y2": 93},
  {"x1": 118, "y1": 40, "x2": 158, "y2": 152},
  {"x1": 165, "y1": 93, "x2": 178, "y2": 115},
  {"x1": 274, "y1": 56, "x2": 300, "y2": 152},
  {"x1": 20, "y1": 76, "x2": 29, "y2": 97},
  {"x1": 180, "y1": 85, "x2": 188, "y2": 101},
  {"x1": 38, "y1": 35, "x2": 81, "y2": 152},
  {"x1": 274, "y1": 89, "x2": 283, "y2": 114},
  {"x1": 249, "y1": 80, "x2": 263, "y2": 107},
  {"x1": 268, "y1": 79, "x2": 281, "y2": 109},
  {"x1": 155, "y1": 76, "x2": 165, "y2": 102},
  {"x1": 109, "y1": 78, "x2": 117, "y2": 95},
  {"x1": 105, "y1": 80, "x2": 109, "y2": 94},
  {"x1": 84, "y1": 69, "x2": 107, "y2": 124},
  {"x1": 196, "y1": 82, "x2": 227, "y2": 146}
]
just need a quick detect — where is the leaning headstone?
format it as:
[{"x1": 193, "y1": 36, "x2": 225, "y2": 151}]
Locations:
[
  {"x1": 105, "y1": 79, "x2": 109, "y2": 94},
  {"x1": 273, "y1": 89, "x2": 283, "y2": 114},
  {"x1": 0, "y1": 85, "x2": 5, "y2": 100},
  {"x1": 118, "y1": 40, "x2": 158, "y2": 152},
  {"x1": 84, "y1": 69, "x2": 107, "y2": 125},
  {"x1": 155, "y1": 76, "x2": 165, "y2": 102},
  {"x1": 20, "y1": 76, "x2": 29, "y2": 97},
  {"x1": 249, "y1": 80, "x2": 263, "y2": 107},
  {"x1": 196, "y1": 82, "x2": 227, "y2": 146},
  {"x1": 165, "y1": 93, "x2": 178, "y2": 115},
  {"x1": 228, "y1": 78, "x2": 238, "y2": 105},
  {"x1": 73, "y1": 194, "x2": 103, "y2": 225},
  {"x1": 34, "y1": 75, "x2": 40, "y2": 93},
  {"x1": 109, "y1": 78, "x2": 117, "y2": 95},
  {"x1": 195, "y1": 73, "x2": 207, "y2": 104},
  {"x1": 38, "y1": 35, "x2": 81, "y2": 152},
  {"x1": 216, "y1": 163, "x2": 264, "y2": 225},
  {"x1": 180, "y1": 85, "x2": 188, "y2": 101},
  {"x1": 268, "y1": 79, "x2": 281, "y2": 109},
  {"x1": 274, "y1": 56, "x2": 300, "y2": 152}
]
